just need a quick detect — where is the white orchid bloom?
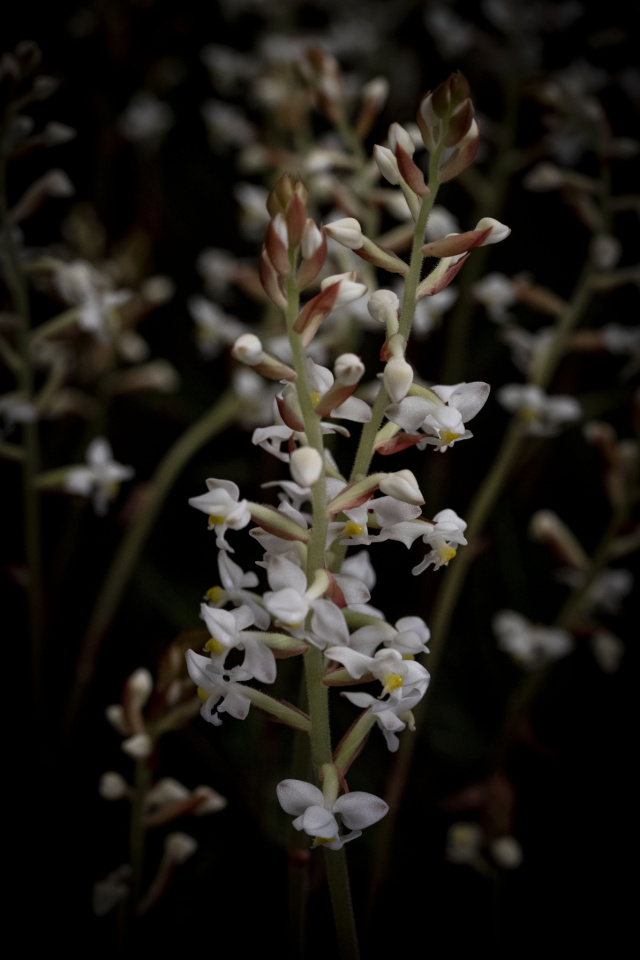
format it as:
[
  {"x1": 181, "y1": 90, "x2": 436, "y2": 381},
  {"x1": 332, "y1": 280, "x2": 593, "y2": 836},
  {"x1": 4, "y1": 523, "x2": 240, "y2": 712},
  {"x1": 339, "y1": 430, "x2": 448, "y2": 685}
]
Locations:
[
  {"x1": 188, "y1": 478, "x2": 251, "y2": 550},
  {"x1": 200, "y1": 604, "x2": 276, "y2": 684},
  {"x1": 411, "y1": 508, "x2": 468, "y2": 575},
  {"x1": 325, "y1": 647, "x2": 430, "y2": 701},
  {"x1": 186, "y1": 648, "x2": 255, "y2": 726},
  {"x1": 386, "y1": 381, "x2": 490, "y2": 452},
  {"x1": 64, "y1": 437, "x2": 134, "y2": 516},
  {"x1": 207, "y1": 551, "x2": 271, "y2": 630},
  {"x1": 496, "y1": 384, "x2": 581, "y2": 436},
  {"x1": 348, "y1": 615, "x2": 430, "y2": 658},
  {"x1": 277, "y1": 778, "x2": 388, "y2": 850},
  {"x1": 493, "y1": 610, "x2": 574, "y2": 670},
  {"x1": 341, "y1": 688, "x2": 424, "y2": 752}
]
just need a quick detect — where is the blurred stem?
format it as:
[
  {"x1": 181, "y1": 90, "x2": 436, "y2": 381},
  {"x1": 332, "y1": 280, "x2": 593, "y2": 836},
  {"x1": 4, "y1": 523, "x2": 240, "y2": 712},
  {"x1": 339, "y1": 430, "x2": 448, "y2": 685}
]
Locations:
[
  {"x1": 68, "y1": 388, "x2": 238, "y2": 727},
  {"x1": 0, "y1": 140, "x2": 44, "y2": 692}
]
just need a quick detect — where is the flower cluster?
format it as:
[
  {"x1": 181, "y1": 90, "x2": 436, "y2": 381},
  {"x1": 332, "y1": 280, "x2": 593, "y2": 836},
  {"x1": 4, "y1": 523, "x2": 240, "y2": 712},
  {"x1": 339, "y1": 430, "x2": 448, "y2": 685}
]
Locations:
[{"x1": 183, "y1": 71, "x2": 508, "y2": 855}]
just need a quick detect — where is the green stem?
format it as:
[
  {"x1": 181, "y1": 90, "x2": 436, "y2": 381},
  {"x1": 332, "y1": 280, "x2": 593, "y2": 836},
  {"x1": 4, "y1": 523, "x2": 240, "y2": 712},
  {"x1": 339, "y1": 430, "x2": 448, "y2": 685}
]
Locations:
[
  {"x1": 350, "y1": 160, "x2": 443, "y2": 483},
  {"x1": 67, "y1": 389, "x2": 238, "y2": 727}
]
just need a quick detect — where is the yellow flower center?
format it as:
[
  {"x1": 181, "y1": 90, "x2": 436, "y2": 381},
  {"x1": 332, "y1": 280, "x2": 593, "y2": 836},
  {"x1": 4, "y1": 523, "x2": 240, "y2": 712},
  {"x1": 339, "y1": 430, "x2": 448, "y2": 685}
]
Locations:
[
  {"x1": 205, "y1": 636, "x2": 225, "y2": 655},
  {"x1": 196, "y1": 686, "x2": 209, "y2": 702},
  {"x1": 205, "y1": 585, "x2": 223, "y2": 603},
  {"x1": 343, "y1": 520, "x2": 364, "y2": 536},
  {"x1": 440, "y1": 430, "x2": 460, "y2": 446},
  {"x1": 208, "y1": 513, "x2": 226, "y2": 526},
  {"x1": 312, "y1": 836, "x2": 336, "y2": 847},
  {"x1": 380, "y1": 672, "x2": 403, "y2": 698},
  {"x1": 310, "y1": 391, "x2": 321, "y2": 407},
  {"x1": 402, "y1": 654, "x2": 415, "y2": 661},
  {"x1": 438, "y1": 545, "x2": 457, "y2": 565},
  {"x1": 520, "y1": 407, "x2": 540, "y2": 422}
]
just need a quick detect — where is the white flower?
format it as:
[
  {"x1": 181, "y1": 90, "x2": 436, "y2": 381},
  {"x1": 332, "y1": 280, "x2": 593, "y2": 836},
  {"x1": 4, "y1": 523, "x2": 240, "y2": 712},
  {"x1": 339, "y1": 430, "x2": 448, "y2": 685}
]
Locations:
[
  {"x1": 411, "y1": 509, "x2": 468, "y2": 575},
  {"x1": 341, "y1": 688, "x2": 424, "y2": 752},
  {"x1": 277, "y1": 779, "x2": 388, "y2": 850},
  {"x1": 496, "y1": 384, "x2": 581, "y2": 435},
  {"x1": 200, "y1": 604, "x2": 276, "y2": 684},
  {"x1": 186, "y1": 648, "x2": 255, "y2": 726},
  {"x1": 189, "y1": 295, "x2": 246, "y2": 358},
  {"x1": 493, "y1": 610, "x2": 574, "y2": 669},
  {"x1": 209, "y1": 551, "x2": 270, "y2": 629},
  {"x1": 472, "y1": 273, "x2": 516, "y2": 323},
  {"x1": 386, "y1": 382, "x2": 490, "y2": 452},
  {"x1": 325, "y1": 647, "x2": 430, "y2": 702},
  {"x1": 188, "y1": 478, "x2": 251, "y2": 551},
  {"x1": 64, "y1": 437, "x2": 134, "y2": 516},
  {"x1": 55, "y1": 261, "x2": 131, "y2": 339}
]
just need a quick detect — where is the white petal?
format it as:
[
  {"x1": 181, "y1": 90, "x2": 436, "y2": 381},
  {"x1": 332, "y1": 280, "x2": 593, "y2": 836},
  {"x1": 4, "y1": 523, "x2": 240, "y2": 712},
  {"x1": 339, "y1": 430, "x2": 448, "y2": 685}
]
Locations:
[
  {"x1": 277, "y1": 779, "x2": 324, "y2": 816},
  {"x1": 333, "y1": 792, "x2": 388, "y2": 829}
]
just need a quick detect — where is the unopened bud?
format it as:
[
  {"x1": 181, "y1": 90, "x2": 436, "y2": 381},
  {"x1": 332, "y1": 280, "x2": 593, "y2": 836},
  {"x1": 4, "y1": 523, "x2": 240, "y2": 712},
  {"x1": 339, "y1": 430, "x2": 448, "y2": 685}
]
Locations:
[
  {"x1": 388, "y1": 122, "x2": 415, "y2": 156},
  {"x1": 334, "y1": 353, "x2": 365, "y2": 386},
  {"x1": 320, "y1": 273, "x2": 368, "y2": 307},
  {"x1": 231, "y1": 333, "x2": 263, "y2": 365},
  {"x1": 99, "y1": 772, "x2": 129, "y2": 801},
  {"x1": 127, "y1": 667, "x2": 154, "y2": 708},
  {"x1": 164, "y1": 832, "x2": 198, "y2": 864},
  {"x1": 379, "y1": 469, "x2": 424, "y2": 505},
  {"x1": 324, "y1": 217, "x2": 363, "y2": 250},
  {"x1": 193, "y1": 786, "x2": 228, "y2": 814},
  {"x1": 300, "y1": 220, "x2": 323, "y2": 259},
  {"x1": 373, "y1": 144, "x2": 401, "y2": 185},
  {"x1": 368, "y1": 289, "x2": 399, "y2": 325},
  {"x1": 121, "y1": 732, "x2": 153, "y2": 759},
  {"x1": 384, "y1": 356, "x2": 414, "y2": 403},
  {"x1": 474, "y1": 217, "x2": 511, "y2": 245},
  {"x1": 42, "y1": 122, "x2": 76, "y2": 146},
  {"x1": 290, "y1": 446, "x2": 323, "y2": 487}
]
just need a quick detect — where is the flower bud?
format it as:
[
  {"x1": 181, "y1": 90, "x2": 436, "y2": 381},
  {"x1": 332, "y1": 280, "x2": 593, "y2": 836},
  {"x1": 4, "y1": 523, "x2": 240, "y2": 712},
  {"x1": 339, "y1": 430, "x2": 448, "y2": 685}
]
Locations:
[
  {"x1": 384, "y1": 356, "x2": 414, "y2": 403},
  {"x1": 388, "y1": 122, "x2": 415, "y2": 156},
  {"x1": 379, "y1": 469, "x2": 424, "y2": 505},
  {"x1": 290, "y1": 446, "x2": 323, "y2": 487},
  {"x1": 164, "y1": 832, "x2": 198, "y2": 864},
  {"x1": 368, "y1": 289, "x2": 399, "y2": 325},
  {"x1": 121, "y1": 732, "x2": 153, "y2": 759},
  {"x1": 324, "y1": 217, "x2": 364, "y2": 250},
  {"x1": 99, "y1": 772, "x2": 129, "y2": 801},
  {"x1": 373, "y1": 144, "x2": 401, "y2": 185},
  {"x1": 334, "y1": 353, "x2": 365, "y2": 386},
  {"x1": 231, "y1": 333, "x2": 263, "y2": 366},
  {"x1": 474, "y1": 217, "x2": 511, "y2": 245}
]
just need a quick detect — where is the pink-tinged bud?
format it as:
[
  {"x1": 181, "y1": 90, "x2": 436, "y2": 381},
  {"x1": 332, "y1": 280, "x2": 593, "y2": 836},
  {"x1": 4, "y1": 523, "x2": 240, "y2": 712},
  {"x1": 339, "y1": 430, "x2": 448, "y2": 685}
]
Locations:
[
  {"x1": 395, "y1": 143, "x2": 429, "y2": 196},
  {"x1": 300, "y1": 220, "x2": 323, "y2": 259},
  {"x1": 368, "y1": 289, "x2": 400, "y2": 326},
  {"x1": 276, "y1": 387, "x2": 305, "y2": 432},
  {"x1": 324, "y1": 217, "x2": 364, "y2": 250},
  {"x1": 259, "y1": 246, "x2": 287, "y2": 309},
  {"x1": 293, "y1": 282, "x2": 341, "y2": 345},
  {"x1": 421, "y1": 216, "x2": 508, "y2": 260},
  {"x1": 290, "y1": 446, "x2": 323, "y2": 487},
  {"x1": 384, "y1": 356, "x2": 414, "y2": 403},
  {"x1": 267, "y1": 172, "x2": 308, "y2": 218},
  {"x1": 356, "y1": 237, "x2": 409, "y2": 276},
  {"x1": 374, "y1": 144, "x2": 402, "y2": 185},
  {"x1": 389, "y1": 122, "x2": 415, "y2": 156},
  {"x1": 379, "y1": 469, "x2": 424, "y2": 506},
  {"x1": 529, "y1": 509, "x2": 591, "y2": 571},
  {"x1": 417, "y1": 91, "x2": 442, "y2": 152},
  {"x1": 286, "y1": 191, "x2": 308, "y2": 249},
  {"x1": 265, "y1": 215, "x2": 291, "y2": 275},
  {"x1": 417, "y1": 254, "x2": 469, "y2": 297},
  {"x1": 314, "y1": 353, "x2": 365, "y2": 417},
  {"x1": 321, "y1": 273, "x2": 368, "y2": 308},
  {"x1": 297, "y1": 222, "x2": 327, "y2": 289},
  {"x1": 334, "y1": 353, "x2": 366, "y2": 386},
  {"x1": 444, "y1": 99, "x2": 474, "y2": 147},
  {"x1": 474, "y1": 217, "x2": 511, "y2": 245},
  {"x1": 439, "y1": 119, "x2": 480, "y2": 182}
]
